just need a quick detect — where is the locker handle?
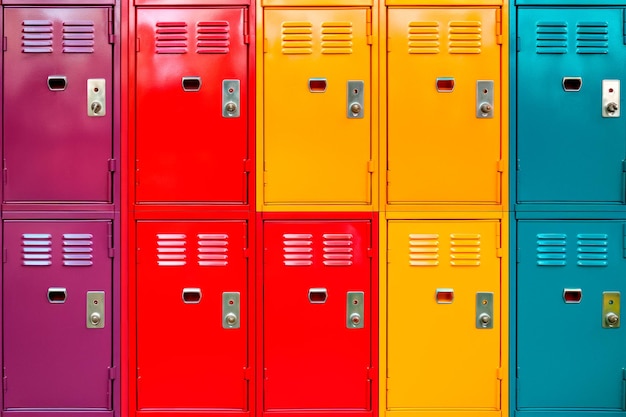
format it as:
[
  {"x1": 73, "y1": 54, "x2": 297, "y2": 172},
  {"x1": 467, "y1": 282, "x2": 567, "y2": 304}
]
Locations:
[
  {"x1": 48, "y1": 76, "x2": 67, "y2": 91},
  {"x1": 308, "y1": 288, "x2": 327, "y2": 303},
  {"x1": 309, "y1": 78, "x2": 327, "y2": 93},
  {"x1": 563, "y1": 288, "x2": 582, "y2": 303},
  {"x1": 182, "y1": 77, "x2": 202, "y2": 92},
  {"x1": 48, "y1": 287, "x2": 67, "y2": 303},
  {"x1": 436, "y1": 289, "x2": 454, "y2": 304},
  {"x1": 182, "y1": 288, "x2": 202, "y2": 304},
  {"x1": 436, "y1": 78, "x2": 455, "y2": 92},
  {"x1": 563, "y1": 77, "x2": 582, "y2": 92}
]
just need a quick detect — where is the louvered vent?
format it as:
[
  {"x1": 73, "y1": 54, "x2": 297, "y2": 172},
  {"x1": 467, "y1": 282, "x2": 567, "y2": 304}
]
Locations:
[
  {"x1": 577, "y1": 22, "x2": 609, "y2": 54},
  {"x1": 63, "y1": 234, "x2": 94, "y2": 266},
  {"x1": 198, "y1": 234, "x2": 228, "y2": 267},
  {"x1": 536, "y1": 234, "x2": 567, "y2": 266},
  {"x1": 322, "y1": 234, "x2": 353, "y2": 266},
  {"x1": 321, "y1": 21, "x2": 352, "y2": 54},
  {"x1": 408, "y1": 21, "x2": 440, "y2": 54},
  {"x1": 156, "y1": 234, "x2": 186, "y2": 266},
  {"x1": 63, "y1": 20, "x2": 94, "y2": 53},
  {"x1": 196, "y1": 21, "x2": 229, "y2": 54},
  {"x1": 536, "y1": 21, "x2": 568, "y2": 54},
  {"x1": 577, "y1": 234, "x2": 608, "y2": 266},
  {"x1": 155, "y1": 22, "x2": 188, "y2": 54},
  {"x1": 22, "y1": 234, "x2": 52, "y2": 266},
  {"x1": 283, "y1": 234, "x2": 313, "y2": 266},
  {"x1": 448, "y1": 21, "x2": 481, "y2": 54},
  {"x1": 450, "y1": 234, "x2": 481, "y2": 266},
  {"x1": 22, "y1": 20, "x2": 53, "y2": 54},
  {"x1": 281, "y1": 21, "x2": 313, "y2": 55},
  {"x1": 409, "y1": 234, "x2": 439, "y2": 267}
]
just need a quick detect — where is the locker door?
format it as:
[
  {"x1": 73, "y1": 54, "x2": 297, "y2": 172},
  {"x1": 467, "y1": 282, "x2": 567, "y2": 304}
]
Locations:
[
  {"x1": 387, "y1": 8, "x2": 501, "y2": 205},
  {"x1": 3, "y1": 221, "x2": 113, "y2": 409},
  {"x1": 517, "y1": 8, "x2": 626, "y2": 204},
  {"x1": 135, "y1": 9, "x2": 248, "y2": 205},
  {"x1": 263, "y1": 9, "x2": 372, "y2": 205},
  {"x1": 517, "y1": 221, "x2": 626, "y2": 409},
  {"x1": 387, "y1": 220, "x2": 501, "y2": 409},
  {"x1": 263, "y1": 220, "x2": 372, "y2": 410},
  {"x1": 136, "y1": 221, "x2": 249, "y2": 410},
  {"x1": 3, "y1": 8, "x2": 113, "y2": 204}
]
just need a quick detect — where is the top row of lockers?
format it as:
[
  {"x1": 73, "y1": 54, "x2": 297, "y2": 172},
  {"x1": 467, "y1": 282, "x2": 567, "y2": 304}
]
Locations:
[{"x1": 1, "y1": 0, "x2": 624, "y2": 5}]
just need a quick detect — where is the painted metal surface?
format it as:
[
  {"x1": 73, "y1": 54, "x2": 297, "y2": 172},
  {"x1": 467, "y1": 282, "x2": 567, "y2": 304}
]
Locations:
[
  {"x1": 516, "y1": 220, "x2": 626, "y2": 411},
  {"x1": 262, "y1": 218, "x2": 374, "y2": 412},
  {"x1": 517, "y1": 8, "x2": 626, "y2": 206},
  {"x1": 135, "y1": 8, "x2": 249, "y2": 205},
  {"x1": 387, "y1": 8, "x2": 502, "y2": 207},
  {"x1": 261, "y1": 8, "x2": 373, "y2": 208},
  {"x1": 135, "y1": 220, "x2": 249, "y2": 411},
  {"x1": 3, "y1": 220, "x2": 113, "y2": 410},
  {"x1": 386, "y1": 220, "x2": 503, "y2": 410},
  {"x1": 3, "y1": 7, "x2": 114, "y2": 204}
]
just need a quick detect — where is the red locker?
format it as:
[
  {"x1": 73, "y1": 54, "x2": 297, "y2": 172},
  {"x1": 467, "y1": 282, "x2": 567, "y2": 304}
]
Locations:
[
  {"x1": 135, "y1": 220, "x2": 251, "y2": 411},
  {"x1": 134, "y1": 8, "x2": 250, "y2": 206},
  {"x1": 260, "y1": 213, "x2": 377, "y2": 417}
]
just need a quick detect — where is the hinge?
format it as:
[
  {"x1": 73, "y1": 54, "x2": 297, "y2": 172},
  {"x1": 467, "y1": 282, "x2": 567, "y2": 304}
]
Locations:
[
  {"x1": 366, "y1": 9, "x2": 372, "y2": 45},
  {"x1": 367, "y1": 248, "x2": 373, "y2": 258},
  {"x1": 109, "y1": 159, "x2": 117, "y2": 172},
  {"x1": 243, "y1": 9, "x2": 250, "y2": 44},
  {"x1": 135, "y1": 160, "x2": 140, "y2": 186},
  {"x1": 3, "y1": 37, "x2": 7, "y2": 52},
  {"x1": 496, "y1": 367, "x2": 503, "y2": 380},
  {"x1": 108, "y1": 222, "x2": 115, "y2": 258},
  {"x1": 622, "y1": 368, "x2": 626, "y2": 380},
  {"x1": 623, "y1": 10, "x2": 626, "y2": 44},
  {"x1": 386, "y1": 170, "x2": 391, "y2": 184},
  {"x1": 108, "y1": 366, "x2": 117, "y2": 380},
  {"x1": 517, "y1": 36, "x2": 521, "y2": 52},
  {"x1": 622, "y1": 224, "x2": 626, "y2": 258},
  {"x1": 3, "y1": 248, "x2": 7, "y2": 264},
  {"x1": 622, "y1": 160, "x2": 626, "y2": 172},
  {"x1": 3, "y1": 159, "x2": 7, "y2": 185},
  {"x1": 263, "y1": 38, "x2": 268, "y2": 53},
  {"x1": 107, "y1": 8, "x2": 115, "y2": 44},
  {"x1": 387, "y1": 37, "x2": 391, "y2": 52},
  {"x1": 243, "y1": 247, "x2": 249, "y2": 258},
  {"x1": 386, "y1": 377, "x2": 391, "y2": 391},
  {"x1": 496, "y1": 248, "x2": 503, "y2": 258},
  {"x1": 497, "y1": 160, "x2": 504, "y2": 173},
  {"x1": 367, "y1": 160, "x2": 374, "y2": 173},
  {"x1": 496, "y1": 8, "x2": 502, "y2": 45},
  {"x1": 367, "y1": 367, "x2": 376, "y2": 380},
  {"x1": 136, "y1": 37, "x2": 141, "y2": 52},
  {"x1": 243, "y1": 159, "x2": 252, "y2": 173},
  {"x1": 263, "y1": 170, "x2": 268, "y2": 184},
  {"x1": 243, "y1": 367, "x2": 252, "y2": 380},
  {"x1": 3, "y1": 367, "x2": 7, "y2": 393}
]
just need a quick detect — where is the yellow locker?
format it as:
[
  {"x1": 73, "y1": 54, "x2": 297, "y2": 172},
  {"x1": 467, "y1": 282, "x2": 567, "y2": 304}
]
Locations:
[
  {"x1": 386, "y1": 220, "x2": 503, "y2": 412},
  {"x1": 262, "y1": 8, "x2": 375, "y2": 210},
  {"x1": 386, "y1": 8, "x2": 503, "y2": 210}
]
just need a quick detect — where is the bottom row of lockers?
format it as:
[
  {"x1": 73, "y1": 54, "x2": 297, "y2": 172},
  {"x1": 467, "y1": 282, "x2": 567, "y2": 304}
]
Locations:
[{"x1": 1, "y1": 217, "x2": 624, "y2": 416}]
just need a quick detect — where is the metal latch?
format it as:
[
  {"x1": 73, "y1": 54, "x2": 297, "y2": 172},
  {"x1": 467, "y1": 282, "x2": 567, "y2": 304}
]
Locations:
[
  {"x1": 223, "y1": 292, "x2": 240, "y2": 329},
  {"x1": 87, "y1": 79, "x2": 106, "y2": 117},
  {"x1": 87, "y1": 291, "x2": 105, "y2": 329},
  {"x1": 347, "y1": 81, "x2": 364, "y2": 119},
  {"x1": 346, "y1": 291, "x2": 364, "y2": 329},
  {"x1": 602, "y1": 291, "x2": 620, "y2": 328},
  {"x1": 602, "y1": 80, "x2": 620, "y2": 118},
  {"x1": 476, "y1": 80, "x2": 494, "y2": 119},
  {"x1": 222, "y1": 80, "x2": 240, "y2": 118},
  {"x1": 476, "y1": 292, "x2": 493, "y2": 329}
]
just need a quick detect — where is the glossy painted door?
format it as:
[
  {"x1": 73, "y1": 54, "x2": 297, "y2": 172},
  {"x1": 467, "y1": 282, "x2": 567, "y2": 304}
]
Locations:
[
  {"x1": 387, "y1": 220, "x2": 502, "y2": 410},
  {"x1": 517, "y1": 8, "x2": 626, "y2": 205},
  {"x1": 3, "y1": 220, "x2": 113, "y2": 410},
  {"x1": 135, "y1": 8, "x2": 249, "y2": 205},
  {"x1": 387, "y1": 8, "x2": 502, "y2": 205},
  {"x1": 136, "y1": 220, "x2": 249, "y2": 410},
  {"x1": 263, "y1": 219, "x2": 373, "y2": 411},
  {"x1": 263, "y1": 9, "x2": 372, "y2": 206},
  {"x1": 517, "y1": 220, "x2": 626, "y2": 411},
  {"x1": 3, "y1": 7, "x2": 113, "y2": 204}
]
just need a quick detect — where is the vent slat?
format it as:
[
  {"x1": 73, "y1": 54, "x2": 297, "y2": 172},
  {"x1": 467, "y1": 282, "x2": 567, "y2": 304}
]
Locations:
[
  {"x1": 156, "y1": 22, "x2": 188, "y2": 54},
  {"x1": 537, "y1": 22, "x2": 568, "y2": 54},
  {"x1": 196, "y1": 21, "x2": 229, "y2": 54},
  {"x1": 448, "y1": 21, "x2": 481, "y2": 54},
  {"x1": 198, "y1": 234, "x2": 228, "y2": 266},
  {"x1": 537, "y1": 233, "x2": 567, "y2": 266},
  {"x1": 22, "y1": 20, "x2": 53, "y2": 53},
  {"x1": 409, "y1": 234, "x2": 439, "y2": 267},
  {"x1": 408, "y1": 21, "x2": 440, "y2": 54},
  {"x1": 156, "y1": 234, "x2": 186, "y2": 266},
  {"x1": 284, "y1": 234, "x2": 313, "y2": 266},
  {"x1": 282, "y1": 22, "x2": 313, "y2": 55}
]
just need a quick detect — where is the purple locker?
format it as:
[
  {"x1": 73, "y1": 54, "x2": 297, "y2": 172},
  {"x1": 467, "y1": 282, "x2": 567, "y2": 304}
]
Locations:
[
  {"x1": 3, "y1": 220, "x2": 114, "y2": 411},
  {"x1": 3, "y1": 7, "x2": 114, "y2": 204}
]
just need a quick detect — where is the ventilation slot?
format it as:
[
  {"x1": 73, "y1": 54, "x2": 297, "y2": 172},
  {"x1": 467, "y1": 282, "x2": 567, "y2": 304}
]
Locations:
[
  {"x1": 536, "y1": 21, "x2": 568, "y2": 54},
  {"x1": 577, "y1": 234, "x2": 608, "y2": 267},
  {"x1": 409, "y1": 234, "x2": 439, "y2": 267},
  {"x1": 22, "y1": 233, "x2": 52, "y2": 266},
  {"x1": 408, "y1": 21, "x2": 440, "y2": 54},
  {"x1": 282, "y1": 22, "x2": 313, "y2": 55},
  {"x1": 322, "y1": 234, "x2": 353, "y2": 266},
  {"x1": 321, "y1": 21, "x2": 352, "y2": 54},
  {"x1": 63, "y1": 234, "x2": 94, "y2": 266},
  {"x1": 448, "y1": 21, "x2": 481, "y2": 54},
  {"x1": 157, "y1": 234, "x2": 187, "y2": 266},
  {"x1": 63, "y1": 20, "x2": 94, "y2": 53},
  {"x1": 283, "y1": 234, "x2": 313, "y2": 266},
  {"x1": 450, "y1": 234, "x2": 481, "y2": 266},
  {"x1": 577, "y1": 22, "x2": 609, "y2": 54},
  {"x1": 155, "y1": 22, "x2": 188, "y2": 54},
  {"x1": 197, "y1": 21, "x2": 229, "y2": 54},
  {"x1": 197, "y1": 234, "x2": 229, "y2": 267},
  {"x1": 22, "y1": 20, "x2": 53, "y2": 53},
  {"x1": 536, "y1": 233, "x2": 567, "y2": 266}
]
